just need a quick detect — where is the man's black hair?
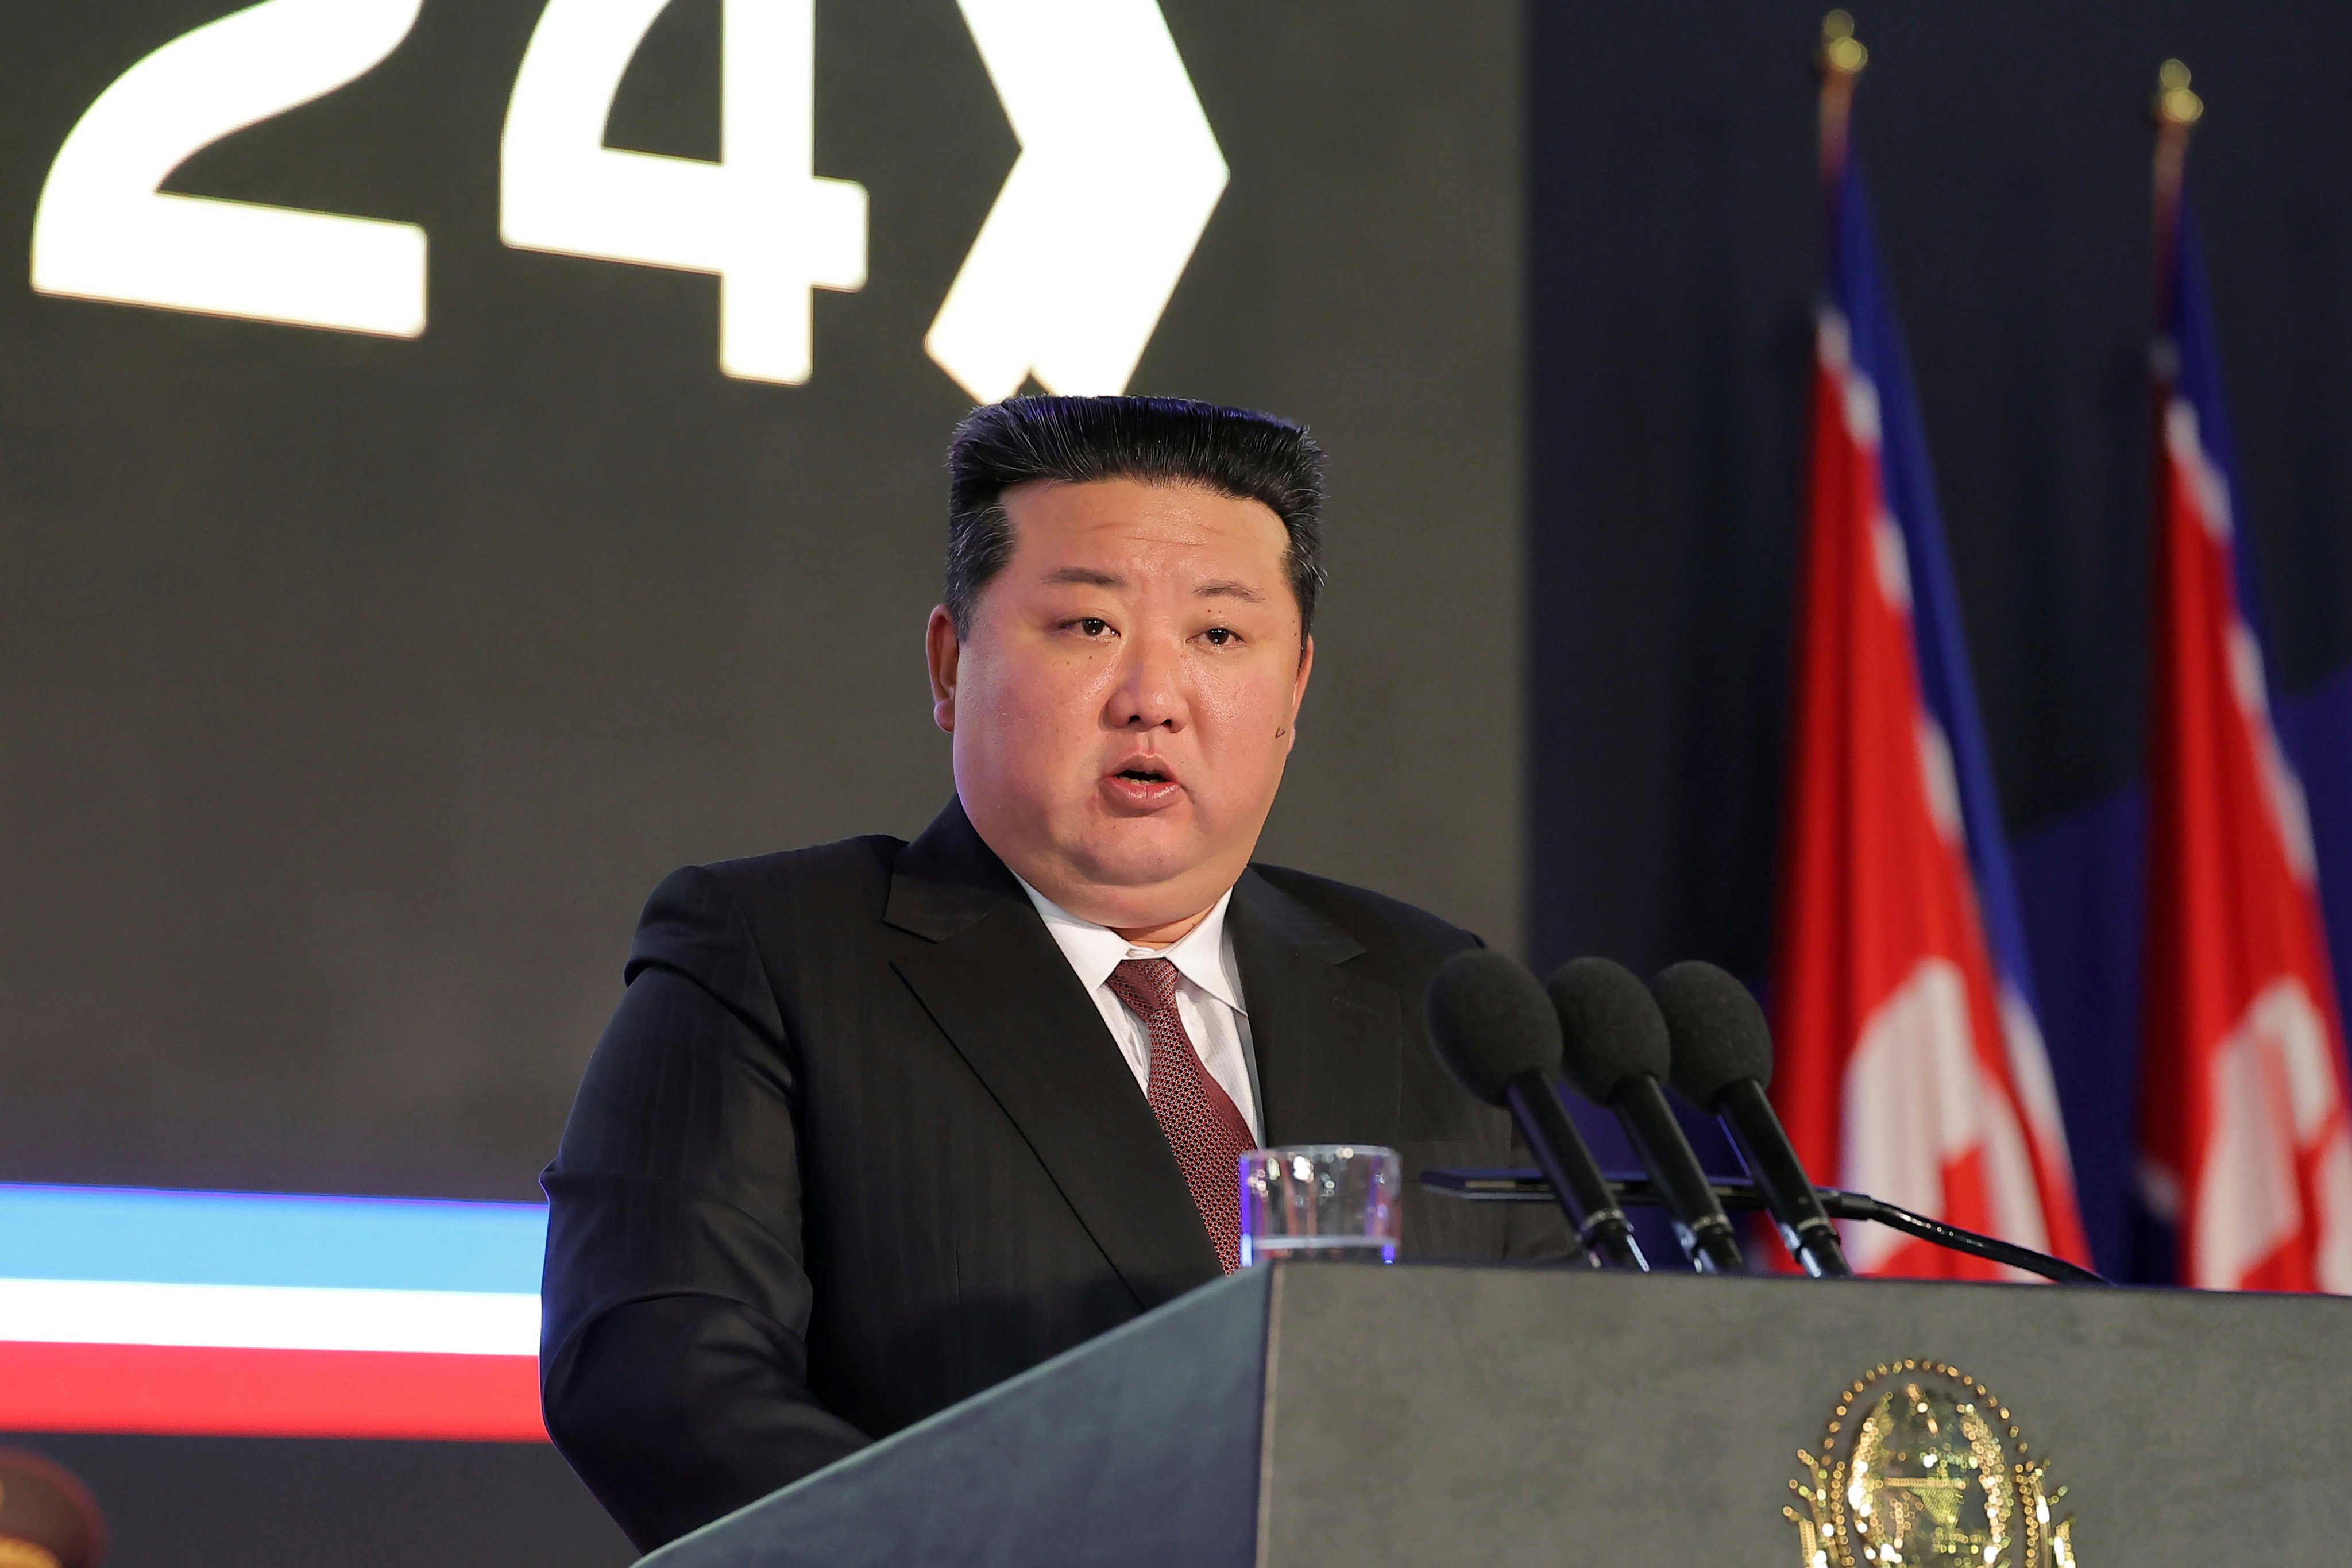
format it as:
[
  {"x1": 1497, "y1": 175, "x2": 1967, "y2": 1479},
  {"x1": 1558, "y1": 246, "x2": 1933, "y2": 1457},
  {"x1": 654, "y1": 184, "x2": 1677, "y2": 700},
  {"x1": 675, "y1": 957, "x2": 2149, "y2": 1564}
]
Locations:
[{"x1": 944, "y1": 395, "x2": 1326, "y2": 639}]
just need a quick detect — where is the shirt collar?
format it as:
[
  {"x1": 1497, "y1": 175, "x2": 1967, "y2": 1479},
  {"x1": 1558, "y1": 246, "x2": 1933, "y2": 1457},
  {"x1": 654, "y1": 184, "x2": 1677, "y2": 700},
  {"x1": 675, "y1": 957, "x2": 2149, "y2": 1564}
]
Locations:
[{"x1": 1014, "y1": 878, "x2": 1247, "y2": 1017}]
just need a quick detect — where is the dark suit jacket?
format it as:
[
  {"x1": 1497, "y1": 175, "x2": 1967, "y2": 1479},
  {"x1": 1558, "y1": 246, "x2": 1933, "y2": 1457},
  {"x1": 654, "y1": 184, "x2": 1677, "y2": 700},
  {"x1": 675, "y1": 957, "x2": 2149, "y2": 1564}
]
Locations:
[{"x1": 540, "y1": 798, "x2": 1571, "y2": 1550}]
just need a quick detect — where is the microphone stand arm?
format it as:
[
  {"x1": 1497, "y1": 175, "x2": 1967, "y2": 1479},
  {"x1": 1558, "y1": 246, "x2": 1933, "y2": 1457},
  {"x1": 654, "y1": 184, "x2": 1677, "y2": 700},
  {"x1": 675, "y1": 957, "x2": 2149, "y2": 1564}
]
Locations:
[
  {"x1": 1618, "y1": 1173, "x2": 2105, "y2": 1285},
  {"x1": 1826, "y1": 1192, "x2": 2106, "y2": 1287},
  {"x1": 1420, "y1": 1168, "x2": 2108, "y2": 1286}
]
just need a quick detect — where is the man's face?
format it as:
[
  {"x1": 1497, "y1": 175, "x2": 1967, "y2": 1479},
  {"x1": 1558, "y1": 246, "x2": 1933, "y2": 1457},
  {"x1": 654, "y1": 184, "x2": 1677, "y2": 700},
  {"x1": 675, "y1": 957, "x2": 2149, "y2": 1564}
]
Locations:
[{"x1": 926, "y1": 477, "x2": 1312, "y2": 934}]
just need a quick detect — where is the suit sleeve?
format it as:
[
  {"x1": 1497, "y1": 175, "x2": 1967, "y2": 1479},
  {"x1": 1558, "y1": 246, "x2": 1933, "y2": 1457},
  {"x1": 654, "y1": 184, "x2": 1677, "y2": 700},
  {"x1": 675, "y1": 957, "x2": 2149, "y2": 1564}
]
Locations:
[{"x1": 540, "y1": 865, "x2": 869, "y2": 1552}]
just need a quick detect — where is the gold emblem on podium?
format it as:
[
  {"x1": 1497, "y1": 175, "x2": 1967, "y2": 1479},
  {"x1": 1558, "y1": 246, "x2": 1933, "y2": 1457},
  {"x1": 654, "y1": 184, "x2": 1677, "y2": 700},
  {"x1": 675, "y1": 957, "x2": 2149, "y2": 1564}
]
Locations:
[{"x1": 1787, "y1": 1360, "x2": 2077, "y2": 1567}]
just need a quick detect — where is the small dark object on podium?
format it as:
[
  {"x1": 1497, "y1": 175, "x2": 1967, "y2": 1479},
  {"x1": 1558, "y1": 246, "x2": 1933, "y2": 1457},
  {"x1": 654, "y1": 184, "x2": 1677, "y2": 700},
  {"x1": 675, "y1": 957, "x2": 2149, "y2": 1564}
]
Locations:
[{"x1": 0, "y1": 1449, "x2": 105, "y2": 1568}]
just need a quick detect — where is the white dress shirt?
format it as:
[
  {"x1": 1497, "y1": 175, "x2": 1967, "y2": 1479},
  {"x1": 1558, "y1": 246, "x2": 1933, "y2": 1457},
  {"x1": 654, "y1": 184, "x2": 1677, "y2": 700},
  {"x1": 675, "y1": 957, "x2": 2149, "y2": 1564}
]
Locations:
[{"x1": 1014, "y1": 878, "x2": 1262, "y2": 1142}]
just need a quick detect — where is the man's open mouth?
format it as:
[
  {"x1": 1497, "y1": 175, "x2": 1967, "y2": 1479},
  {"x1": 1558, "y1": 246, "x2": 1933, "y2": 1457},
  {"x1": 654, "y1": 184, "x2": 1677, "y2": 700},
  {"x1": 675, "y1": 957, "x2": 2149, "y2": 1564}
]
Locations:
[{"x1": 1104, "y1": 758, "x2": 1182, "y2": 801}]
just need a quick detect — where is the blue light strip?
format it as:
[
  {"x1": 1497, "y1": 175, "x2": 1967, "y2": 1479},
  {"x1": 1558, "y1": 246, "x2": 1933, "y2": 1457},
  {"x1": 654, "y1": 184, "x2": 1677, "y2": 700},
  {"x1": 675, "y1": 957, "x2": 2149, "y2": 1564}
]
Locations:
[{"x1": 0, "y1": 1184, "x2": 546, "y2": 1295}]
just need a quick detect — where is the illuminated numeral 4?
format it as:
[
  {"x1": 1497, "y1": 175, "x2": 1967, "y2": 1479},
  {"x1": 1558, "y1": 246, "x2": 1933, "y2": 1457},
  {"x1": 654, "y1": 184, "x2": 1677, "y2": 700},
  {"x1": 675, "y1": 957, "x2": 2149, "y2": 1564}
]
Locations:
[
  {"x1": 30, "y1": 0, "x2": 428, "y2": 337},
  {"x1": 501, "y1": 0, "x2": 867, "y2": 385}
]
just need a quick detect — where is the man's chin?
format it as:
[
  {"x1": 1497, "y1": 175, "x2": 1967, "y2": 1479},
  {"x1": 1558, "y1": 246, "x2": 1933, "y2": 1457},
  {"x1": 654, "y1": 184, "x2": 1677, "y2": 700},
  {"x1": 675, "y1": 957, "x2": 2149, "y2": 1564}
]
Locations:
[
  {"x1": 1065, "y1": 849, "x2": 1199, "y2": 895},
  {"x1": 1049, "y1": 827, "x2": 1240, "y2": 914}
]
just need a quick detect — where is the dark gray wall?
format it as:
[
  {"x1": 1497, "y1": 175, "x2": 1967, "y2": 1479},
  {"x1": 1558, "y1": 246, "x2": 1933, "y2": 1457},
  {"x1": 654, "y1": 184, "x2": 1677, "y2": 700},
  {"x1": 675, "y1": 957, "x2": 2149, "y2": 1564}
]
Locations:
[{"x1": 0, "y1": 1434, "x2": 635, "y2": 1567}]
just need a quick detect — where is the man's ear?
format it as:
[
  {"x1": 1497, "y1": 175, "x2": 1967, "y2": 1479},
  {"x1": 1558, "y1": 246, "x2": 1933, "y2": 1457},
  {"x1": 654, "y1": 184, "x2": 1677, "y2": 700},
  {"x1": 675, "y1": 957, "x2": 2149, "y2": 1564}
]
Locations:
[
  {"x1": 1284, "y1": 634, "x2": 1314, "y2": 743},
  {"x1": 926, "y1": 606, "x2": 960, "y2": 733}
]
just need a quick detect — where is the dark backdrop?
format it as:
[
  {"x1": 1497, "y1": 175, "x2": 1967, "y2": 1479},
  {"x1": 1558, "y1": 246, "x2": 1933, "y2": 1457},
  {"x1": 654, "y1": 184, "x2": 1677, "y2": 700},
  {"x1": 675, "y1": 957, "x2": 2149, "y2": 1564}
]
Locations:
[
  {"x1": 0, "y1": 0, "x2": 1527, "y2": 1206},
  {"x1": 2, "y1": 2, "x2": 1524, "y2": 1561},
  {"x1": 1526, "y1": 1, "x2": 2352, "y2": 1272},
  {"x1": 1530, "y1": 0, "x2": 2352, "y2": 973}
]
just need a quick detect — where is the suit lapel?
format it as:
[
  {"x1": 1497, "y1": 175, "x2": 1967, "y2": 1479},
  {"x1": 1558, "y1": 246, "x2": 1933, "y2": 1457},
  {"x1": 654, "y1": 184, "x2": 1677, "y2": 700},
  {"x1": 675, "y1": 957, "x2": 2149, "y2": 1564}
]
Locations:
[
  {"x1": 1228, "y1": 870, "x2": 1403, "y2": 1150},
  {"x1": 884, "y1": 800, "x2": 1221, "y2": 1310}
]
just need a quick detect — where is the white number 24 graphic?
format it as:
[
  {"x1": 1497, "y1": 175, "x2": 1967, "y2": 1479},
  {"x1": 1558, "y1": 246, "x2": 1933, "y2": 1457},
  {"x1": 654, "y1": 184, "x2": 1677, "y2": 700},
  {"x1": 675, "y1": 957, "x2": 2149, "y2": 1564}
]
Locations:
[
  {"x1": 29, "y1": 0, "x2": 1228, "y2": 395},
  {"x1": 30, "y1": 0, "x2": 867, "y2": 385}
]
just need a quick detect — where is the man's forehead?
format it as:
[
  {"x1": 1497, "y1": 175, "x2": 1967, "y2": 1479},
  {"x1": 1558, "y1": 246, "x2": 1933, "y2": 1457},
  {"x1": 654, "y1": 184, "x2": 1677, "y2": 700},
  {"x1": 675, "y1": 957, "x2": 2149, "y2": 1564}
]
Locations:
[
  {"x1": 999, "y1": 476, "x2": 1287, "y2": 564},
  {"x1": 1044, "y1": 563, "x2": 1267, "y2": 603}
]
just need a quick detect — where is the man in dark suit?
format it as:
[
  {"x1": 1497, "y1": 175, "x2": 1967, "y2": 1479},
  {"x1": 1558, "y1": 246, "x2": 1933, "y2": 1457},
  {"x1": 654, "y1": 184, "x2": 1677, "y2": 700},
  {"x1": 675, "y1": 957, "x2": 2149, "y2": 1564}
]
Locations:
[{"x1": 540, "y1": 396, "x2": 1570, "y2": 1551}]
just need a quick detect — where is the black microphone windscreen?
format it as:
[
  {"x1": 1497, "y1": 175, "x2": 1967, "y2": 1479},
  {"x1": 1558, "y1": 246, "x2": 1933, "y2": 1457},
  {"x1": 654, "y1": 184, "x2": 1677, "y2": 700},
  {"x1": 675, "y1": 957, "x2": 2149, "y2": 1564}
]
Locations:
[
  {"x1": 1652, "y1": 960, "x2": 1775, "y2": 1107},
  {"x1": 1546, "y1": 957, "x2": 1670, "y2": 1103},
  {"x1": 1424, "y1": 949, "x2": 1563, "y2": 1106}
]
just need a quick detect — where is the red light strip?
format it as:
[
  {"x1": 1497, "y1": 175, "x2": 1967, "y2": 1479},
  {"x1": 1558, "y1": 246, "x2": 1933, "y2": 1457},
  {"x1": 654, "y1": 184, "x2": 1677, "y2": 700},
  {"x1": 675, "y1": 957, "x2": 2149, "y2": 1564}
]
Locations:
[{"x1": 0, "y1": 1341, "x2": 546, "y2": 1442}]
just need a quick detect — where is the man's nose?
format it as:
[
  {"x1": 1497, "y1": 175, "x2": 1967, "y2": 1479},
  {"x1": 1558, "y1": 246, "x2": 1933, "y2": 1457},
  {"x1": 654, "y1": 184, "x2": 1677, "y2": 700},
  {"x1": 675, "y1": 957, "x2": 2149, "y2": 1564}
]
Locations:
[{"x1": 1106, "y1": 634, "x2": 1186, "y2": 730}]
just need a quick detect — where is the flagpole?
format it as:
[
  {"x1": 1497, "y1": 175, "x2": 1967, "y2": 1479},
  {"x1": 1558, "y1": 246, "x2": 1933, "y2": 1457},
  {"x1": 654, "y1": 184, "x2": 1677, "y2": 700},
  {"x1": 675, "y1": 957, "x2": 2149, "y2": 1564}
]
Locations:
[
  {"x1": 2152, "y1": 59, "x2": 2203, "y2": 325},
  {"x1": 1817, "y1": 11, "x2": 1867, "y2": 183}
]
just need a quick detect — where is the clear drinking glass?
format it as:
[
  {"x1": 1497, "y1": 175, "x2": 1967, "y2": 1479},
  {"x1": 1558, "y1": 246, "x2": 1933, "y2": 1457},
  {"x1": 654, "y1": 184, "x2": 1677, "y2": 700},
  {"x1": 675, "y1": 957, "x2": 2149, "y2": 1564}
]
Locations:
[{"x1": 1237, "y1": 1144, "x2": 1402, "y2": 1265}]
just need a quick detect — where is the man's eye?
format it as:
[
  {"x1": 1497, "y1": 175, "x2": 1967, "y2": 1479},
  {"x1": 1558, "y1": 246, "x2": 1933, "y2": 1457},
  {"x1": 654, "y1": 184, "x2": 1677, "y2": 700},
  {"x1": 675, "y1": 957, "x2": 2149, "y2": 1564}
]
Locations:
[
  {"x1": 1072, "y1": 617, "x2": 1112, "y2": 636},
  {"x1": 1203, "y1": 627, "x2": 1239, "y2": 646}
]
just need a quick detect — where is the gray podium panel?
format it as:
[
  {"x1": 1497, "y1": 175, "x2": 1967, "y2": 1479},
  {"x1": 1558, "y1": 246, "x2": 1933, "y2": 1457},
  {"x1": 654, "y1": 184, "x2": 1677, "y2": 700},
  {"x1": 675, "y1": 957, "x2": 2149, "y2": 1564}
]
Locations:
[
  {"x1": 647, "y1": 1262, "x2": 2352, "y2": 1567},
  {"x1": 644, "y1": 1269, "x2": 1272, "y2": 1568}
]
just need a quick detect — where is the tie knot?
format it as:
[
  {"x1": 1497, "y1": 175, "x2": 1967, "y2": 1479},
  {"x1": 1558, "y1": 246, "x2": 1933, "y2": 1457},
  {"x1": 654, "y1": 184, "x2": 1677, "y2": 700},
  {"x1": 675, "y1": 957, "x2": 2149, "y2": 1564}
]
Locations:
[{"x1": 1106, "y1": 956, "x2": 1181, "y2": 1018}]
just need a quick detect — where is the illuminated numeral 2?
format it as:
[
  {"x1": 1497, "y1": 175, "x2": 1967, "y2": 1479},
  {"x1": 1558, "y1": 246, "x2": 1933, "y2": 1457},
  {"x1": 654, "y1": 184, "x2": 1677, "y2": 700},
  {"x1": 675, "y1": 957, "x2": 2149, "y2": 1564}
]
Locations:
[{"x1": 31, "y1": 0, "x2": 428, "y2": 338}]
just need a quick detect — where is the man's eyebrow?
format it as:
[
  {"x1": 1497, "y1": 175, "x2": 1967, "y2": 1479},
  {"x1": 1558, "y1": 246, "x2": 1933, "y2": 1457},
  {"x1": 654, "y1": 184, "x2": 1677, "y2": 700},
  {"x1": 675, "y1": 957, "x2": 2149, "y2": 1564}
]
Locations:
[
  {"x1": 1195, "y1": 580, "x2": 1265, "y2": 602},
  {"x1": 1043, "y1": 566, "x2": 1123, "y2": 587}
]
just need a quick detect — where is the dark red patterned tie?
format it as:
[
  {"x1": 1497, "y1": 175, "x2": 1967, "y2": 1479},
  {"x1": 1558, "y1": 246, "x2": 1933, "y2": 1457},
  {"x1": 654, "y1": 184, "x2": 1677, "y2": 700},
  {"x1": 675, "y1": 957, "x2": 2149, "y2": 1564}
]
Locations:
[{"x1": 1106, "y1": 957, "x2": 1256, "y2": 1272}]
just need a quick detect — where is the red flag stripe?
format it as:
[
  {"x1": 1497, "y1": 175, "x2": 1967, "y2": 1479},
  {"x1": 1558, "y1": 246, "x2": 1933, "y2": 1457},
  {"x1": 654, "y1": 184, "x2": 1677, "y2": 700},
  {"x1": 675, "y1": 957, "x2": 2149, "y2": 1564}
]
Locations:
[
  {"x1": 1774, "y1": 313, "x2": 2088, "y2": 1277},
  {"x1": 2142, "y1": 387, "x2": 2352, "y2": 1292}
]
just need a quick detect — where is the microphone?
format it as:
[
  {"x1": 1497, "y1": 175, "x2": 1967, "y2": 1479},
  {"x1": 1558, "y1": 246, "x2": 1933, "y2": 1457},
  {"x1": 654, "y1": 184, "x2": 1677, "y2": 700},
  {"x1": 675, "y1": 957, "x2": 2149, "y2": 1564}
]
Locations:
[
  {"x1": 1546, "y1": 957, "x2": 1745, "y2": 1274},
  {"x1": 1425, "y1": 949, "x2": 1647, "y2": 1269},
  {"x1": 1652, "y1": 960, "x2": 1852, "y2": 1278}
]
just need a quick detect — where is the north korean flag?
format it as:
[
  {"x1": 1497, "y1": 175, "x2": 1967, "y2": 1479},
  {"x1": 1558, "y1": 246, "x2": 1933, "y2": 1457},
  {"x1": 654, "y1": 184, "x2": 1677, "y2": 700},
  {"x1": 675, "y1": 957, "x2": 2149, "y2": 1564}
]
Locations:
[
  {"x1": 1772, "y1": 148, "x2": 2090, "y2": 1277},
  {"x1": 2138, "y1": 173, "x2": 2352, "y2": 1292}
]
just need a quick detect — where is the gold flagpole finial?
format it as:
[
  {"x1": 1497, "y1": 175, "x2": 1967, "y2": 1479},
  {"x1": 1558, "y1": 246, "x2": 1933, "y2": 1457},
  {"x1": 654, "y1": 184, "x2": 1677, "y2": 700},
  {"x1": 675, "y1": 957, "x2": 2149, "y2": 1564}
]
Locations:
[
  {"x1": 2151, "y1": 60, "x2": 2200, "y2": 312},
  {"x1": 2155, "y1": 59, "x2": 2203, "y2": 126},
  {"x1": 1817, "y1": 12, "x2": 1867, "y2": 179},
  {"x1": 1821, "y1": 11, "x2": 1868, "y2": 79}
]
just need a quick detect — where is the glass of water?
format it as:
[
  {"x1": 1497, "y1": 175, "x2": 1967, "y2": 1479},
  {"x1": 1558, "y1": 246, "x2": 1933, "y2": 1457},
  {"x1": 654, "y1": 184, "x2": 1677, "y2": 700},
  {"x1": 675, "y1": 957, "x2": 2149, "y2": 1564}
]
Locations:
[{"x1": 1238, "y1": 1145, "x2": 1402, "y2": 1265}]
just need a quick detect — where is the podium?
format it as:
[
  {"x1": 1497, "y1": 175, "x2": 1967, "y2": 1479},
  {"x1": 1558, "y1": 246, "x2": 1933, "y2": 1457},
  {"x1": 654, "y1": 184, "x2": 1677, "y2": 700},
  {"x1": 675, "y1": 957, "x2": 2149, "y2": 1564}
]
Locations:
[{"x1": 644, "y1": 1263, "x2": 2352, "y2": 1566}]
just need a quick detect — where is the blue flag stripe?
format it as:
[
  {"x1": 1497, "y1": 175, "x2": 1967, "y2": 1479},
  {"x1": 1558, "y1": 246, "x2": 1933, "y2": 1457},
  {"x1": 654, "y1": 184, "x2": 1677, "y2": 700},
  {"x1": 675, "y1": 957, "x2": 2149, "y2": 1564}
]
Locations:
[{"x1": 0, "y1": 1183, "x2": 546, "y2": 1295}]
